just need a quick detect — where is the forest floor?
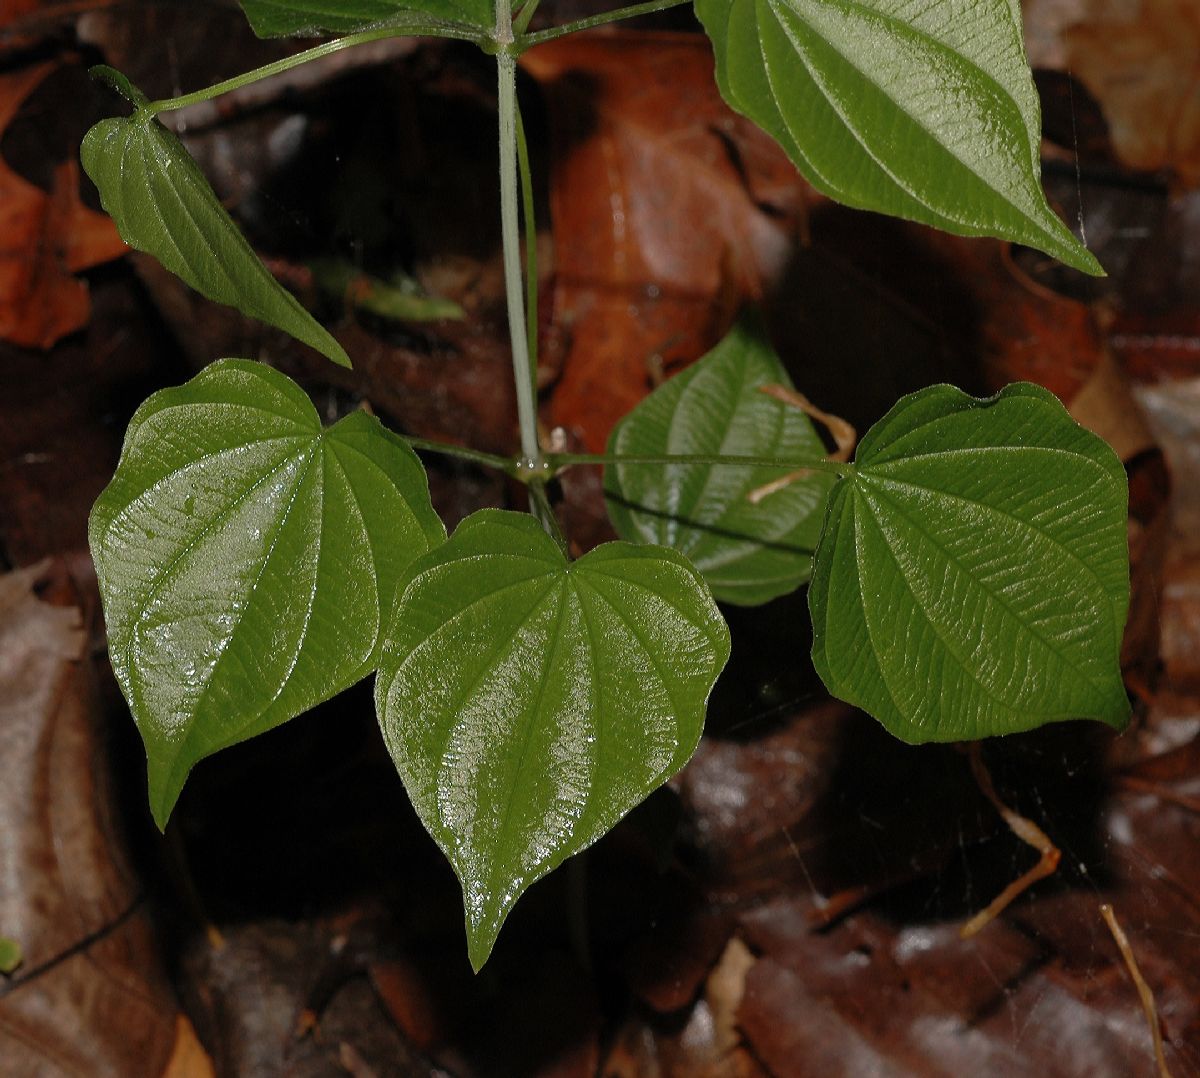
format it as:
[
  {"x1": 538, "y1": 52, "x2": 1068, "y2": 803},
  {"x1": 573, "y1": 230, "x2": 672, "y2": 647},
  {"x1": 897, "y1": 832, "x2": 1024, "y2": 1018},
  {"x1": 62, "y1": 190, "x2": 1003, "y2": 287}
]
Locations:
[{"x1": 2, "y1": 2, "x2": 1199, "y2": 1074}]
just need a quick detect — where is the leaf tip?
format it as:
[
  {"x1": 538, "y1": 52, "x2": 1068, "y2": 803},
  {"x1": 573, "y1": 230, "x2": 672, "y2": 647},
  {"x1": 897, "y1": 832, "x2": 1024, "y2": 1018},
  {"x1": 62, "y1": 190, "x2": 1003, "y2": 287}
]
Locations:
[
  {"x1": 147, "y1": 761, "x2": 186, "y2": 833},
  {"x1": 465, "y1": 911, "x2": 503, "y2": 974},
  {"x1": 1057, "y1": 240, "x2": 1106, "y2": 278},
  {"x1": 324, "y1": 338, "x2": 353, "y2": 369},
  {"x1": 87, "y1": 64, "x2": 149, "y2": 109}
]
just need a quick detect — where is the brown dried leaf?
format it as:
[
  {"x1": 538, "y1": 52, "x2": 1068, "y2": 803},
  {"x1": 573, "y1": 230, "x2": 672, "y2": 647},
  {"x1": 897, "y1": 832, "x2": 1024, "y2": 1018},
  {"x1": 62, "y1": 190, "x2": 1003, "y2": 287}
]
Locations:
[
  {"x1": 0, "y1": 63, "x2": 126, "y2": 350},
  {"x1": 1069, "y1": 349, "x2": 1156, "y2": 463},
  {"x1": 0, "y1": 0, "x2": 40, "y2": 51},
  {"x1": 1067, "y1": 0, "x2": 1200, "y2": 186},
  {"x1": 0, "y1": 560, "x2": 183, "y2": 1077},
  {"x1": 522, "y1": 31, "x2": 809, "y2": 451}
]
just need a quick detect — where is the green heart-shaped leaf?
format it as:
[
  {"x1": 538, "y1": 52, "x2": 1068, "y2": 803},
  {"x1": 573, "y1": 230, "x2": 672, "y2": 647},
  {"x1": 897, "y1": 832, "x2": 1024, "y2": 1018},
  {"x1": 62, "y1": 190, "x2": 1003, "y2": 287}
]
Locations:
[
  {"x1": 376, "y1": 510, "x2": 730, "y2": 969},
  {"x1": 605, "y1": 316, "x2": 834, "y2": 606},
  {"x1": 694, "y1": 0, "x2": 1102, "y2": 274},
  {"x1": 91, "y1": 360, "x2": 444, "y2": 827},
  {"x1": 82, "y1": 79, "x2": 351, "y2": 368},
  {"x1": 810, "y1": 382, "x2": 1130, "y2": 742},
  {"x1": 237, "y1": 0, "x2": 494, "y2": 37}
]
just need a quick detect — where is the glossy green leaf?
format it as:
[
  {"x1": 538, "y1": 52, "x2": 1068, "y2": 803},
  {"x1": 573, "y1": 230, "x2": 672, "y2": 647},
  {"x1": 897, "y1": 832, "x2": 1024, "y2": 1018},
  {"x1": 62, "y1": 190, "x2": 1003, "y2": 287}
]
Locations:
[
  {"x1": 81, "y1": 90, "x2": 351, "y2": 368},
  {"x1": 694, "y1": 0, "x2": 1102, "y2": 274},
  {"x1": 376, "y1": 510, "x2": 730, "y2": 970},
  {"x1": 604, "y1": 316, "x2": 835, "y2": 606},
  {"x1": 810, "y1": 382, "x2": 1130, "y2": 743},
  {"x1": 0, "y1": 936, "x2": 21, "y2": 975},
  {"x1": 91, "y1": 360, "x2": 445, "y2": 828},
  {"x1": 238, "y1": 0, "x2": 494, "y2": 37}
]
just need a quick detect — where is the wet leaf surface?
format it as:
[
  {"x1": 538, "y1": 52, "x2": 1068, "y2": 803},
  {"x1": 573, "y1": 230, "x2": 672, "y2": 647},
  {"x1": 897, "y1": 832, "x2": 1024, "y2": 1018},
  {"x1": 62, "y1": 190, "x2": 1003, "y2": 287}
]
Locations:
[
  {"x1": 376, "y1": 510, "x2": 729, "y2": 969},
  {"x1": 3, "y1": 4, "x2": 1200, "y2": 1075},
  {"x1": 91, "y1": 359, "x2": 444, "y2": 827},
  {"x1": 695, "y1": 0, "x2": 1100, "y2": 272},
  {"x1": 605, "y1": 315, "x2": 833, "y2": 605},
  {"x1": 83, "y1": 80, "x2": 352, "y2": 369}
]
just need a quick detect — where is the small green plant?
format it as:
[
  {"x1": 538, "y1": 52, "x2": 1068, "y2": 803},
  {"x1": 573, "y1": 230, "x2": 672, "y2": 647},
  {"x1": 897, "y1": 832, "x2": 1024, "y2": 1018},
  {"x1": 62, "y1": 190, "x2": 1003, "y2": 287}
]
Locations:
[{"x1": 83, "y1": 0, "x2": 1130, "y2": 969}]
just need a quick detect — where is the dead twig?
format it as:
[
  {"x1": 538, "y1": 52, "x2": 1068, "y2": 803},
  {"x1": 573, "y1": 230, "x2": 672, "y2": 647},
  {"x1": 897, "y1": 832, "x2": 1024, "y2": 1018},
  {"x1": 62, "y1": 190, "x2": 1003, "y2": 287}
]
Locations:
[
  {"x1": 747, "y1": 385, "x2": 856, "y2": 504},
  {"x1": 1100, "y1": 903, "x2": 1174, "y2": 1078},
  {"x1": 960, "y1": 744, "x2": 1061, "y2": 939}
]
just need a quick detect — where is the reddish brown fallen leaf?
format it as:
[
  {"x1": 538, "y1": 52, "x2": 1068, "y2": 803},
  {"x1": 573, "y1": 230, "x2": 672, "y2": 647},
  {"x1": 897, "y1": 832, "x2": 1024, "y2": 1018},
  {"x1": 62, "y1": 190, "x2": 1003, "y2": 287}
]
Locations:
[
  {"x1": 522, "y1": 32, "x2": 811, "y2": 451},
  {"x1": 0, "y1": 0, "x2": 38, "y2": 30},
  {"x1": 1, "y1": 0, "x2": 120, "y2": 46},
  {"x1": 0, "y1": 63, "x2": 126, "y2": 350},
  {"x1": 1022, "y1": 0, "x2": 1088, "y2": 70},
  {"x1": 0, "y1": 0, "x2": 40, "y2": 50},
  {"x1": 1069, "y1": 348, "x2": 1156, "y2": 463},
  {"x1": 368, "y1": 958, "x2": 446, "y2": 1053},
  {"x1": 736, "y1": 890, "x2": 1200, "y2": 1077},
  {"x1": 1112, "y1": 313, "x2": 1200, "y2": 384},
  {"x1": 1066, "y1": 0, "x2": 1200, "y2": 186}
]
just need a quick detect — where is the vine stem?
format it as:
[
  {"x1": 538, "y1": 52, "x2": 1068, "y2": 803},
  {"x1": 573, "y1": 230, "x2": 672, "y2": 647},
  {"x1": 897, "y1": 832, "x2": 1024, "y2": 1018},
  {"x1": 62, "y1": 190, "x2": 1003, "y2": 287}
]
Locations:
[
  {"x1": 516, "y1": 103, "x2": 539, "y2": 393},
  {"x1": 547, "y1": 452, "x2": 854, "y2": 478},
  {"x1": 400, "y1": 436, "x2": 519, "y2": 476},
  {"x1": 519, "y1": 0, "x2": 692, "y2": 48},
  {"x1": 141, "y1": 24, "x2": 485, "y2": 116},
  {"x1": 131, "y1": 0, "x2": 694, "y2": 119},
  {"x1": 399, "y1": 443, "x2": 854, "y2": 482},
  {"x1": 513, "y1": 0, "x2": 542, "y2": 35},
  {"x1": 528, "y1": 480, "x2": 569, "y2": 555},
  {"x1": 497, "y1": 0, "x2": 545, "y2": 475}
]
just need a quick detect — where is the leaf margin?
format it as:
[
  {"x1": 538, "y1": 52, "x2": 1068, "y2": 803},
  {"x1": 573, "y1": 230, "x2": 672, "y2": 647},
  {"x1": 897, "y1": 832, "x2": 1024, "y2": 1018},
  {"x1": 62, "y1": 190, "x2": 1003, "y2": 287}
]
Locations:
[
  {"x1": 90, "y1": 359, "x2": 445, "y2": 827},
  {"x1": 693, "y1": 0, "x2": 1104, "y2": 275},
  {"x1": 808, "y1": 381, "x2": 1131, "y2": 744},
  {"x1": 81, "y1": 78, "x2": 352, "y2": 369},
  {"x1": 375, "y1": 508, "x2": 731, "y2": 969}
]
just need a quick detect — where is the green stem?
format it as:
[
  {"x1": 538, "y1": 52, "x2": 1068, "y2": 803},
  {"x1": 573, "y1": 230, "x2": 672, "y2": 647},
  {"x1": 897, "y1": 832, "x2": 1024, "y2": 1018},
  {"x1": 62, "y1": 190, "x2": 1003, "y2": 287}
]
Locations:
[
  {"x1": 513, "y1": 0, "x2": 542, "y2": 35},
  {"x1": 528, "y1": 480, "x2": 569, "y2": 555},
  {"x1": 142, "y1": 24, "x2": 485, "y2": 116},
  {"x1": 496, "y1": 6, "x2": 543, "y2": 471},
  {"x1": 547, "y1": 452, "x2": 854, "y2": 477},
  {"x1": 516, "y1": 102, "x2": 539, "y2": 396},
  {"x1": 519, "y1": 0, "x2": 691, "y2": 49},
  {"x1": 401, "y1": 436, "x2": 520, "y2": 476}
]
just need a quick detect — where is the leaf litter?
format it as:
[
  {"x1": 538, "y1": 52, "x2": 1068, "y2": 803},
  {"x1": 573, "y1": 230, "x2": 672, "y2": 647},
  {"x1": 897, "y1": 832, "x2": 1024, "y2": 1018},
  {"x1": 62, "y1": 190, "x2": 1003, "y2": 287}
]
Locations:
[{"x1": 0, "y1": 3, "x2": 1199, "y2": 1074}]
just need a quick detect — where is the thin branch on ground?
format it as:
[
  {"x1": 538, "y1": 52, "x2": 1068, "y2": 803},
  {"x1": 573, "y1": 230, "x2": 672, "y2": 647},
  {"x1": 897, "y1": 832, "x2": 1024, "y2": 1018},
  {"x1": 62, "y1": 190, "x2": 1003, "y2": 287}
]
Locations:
[
  {"x1": 960, "y1": 743, "x2": 1061, "y2": 939},
  {"x1": 1100, "y1": 903, "x2": 1174, "y2": 1078}
]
